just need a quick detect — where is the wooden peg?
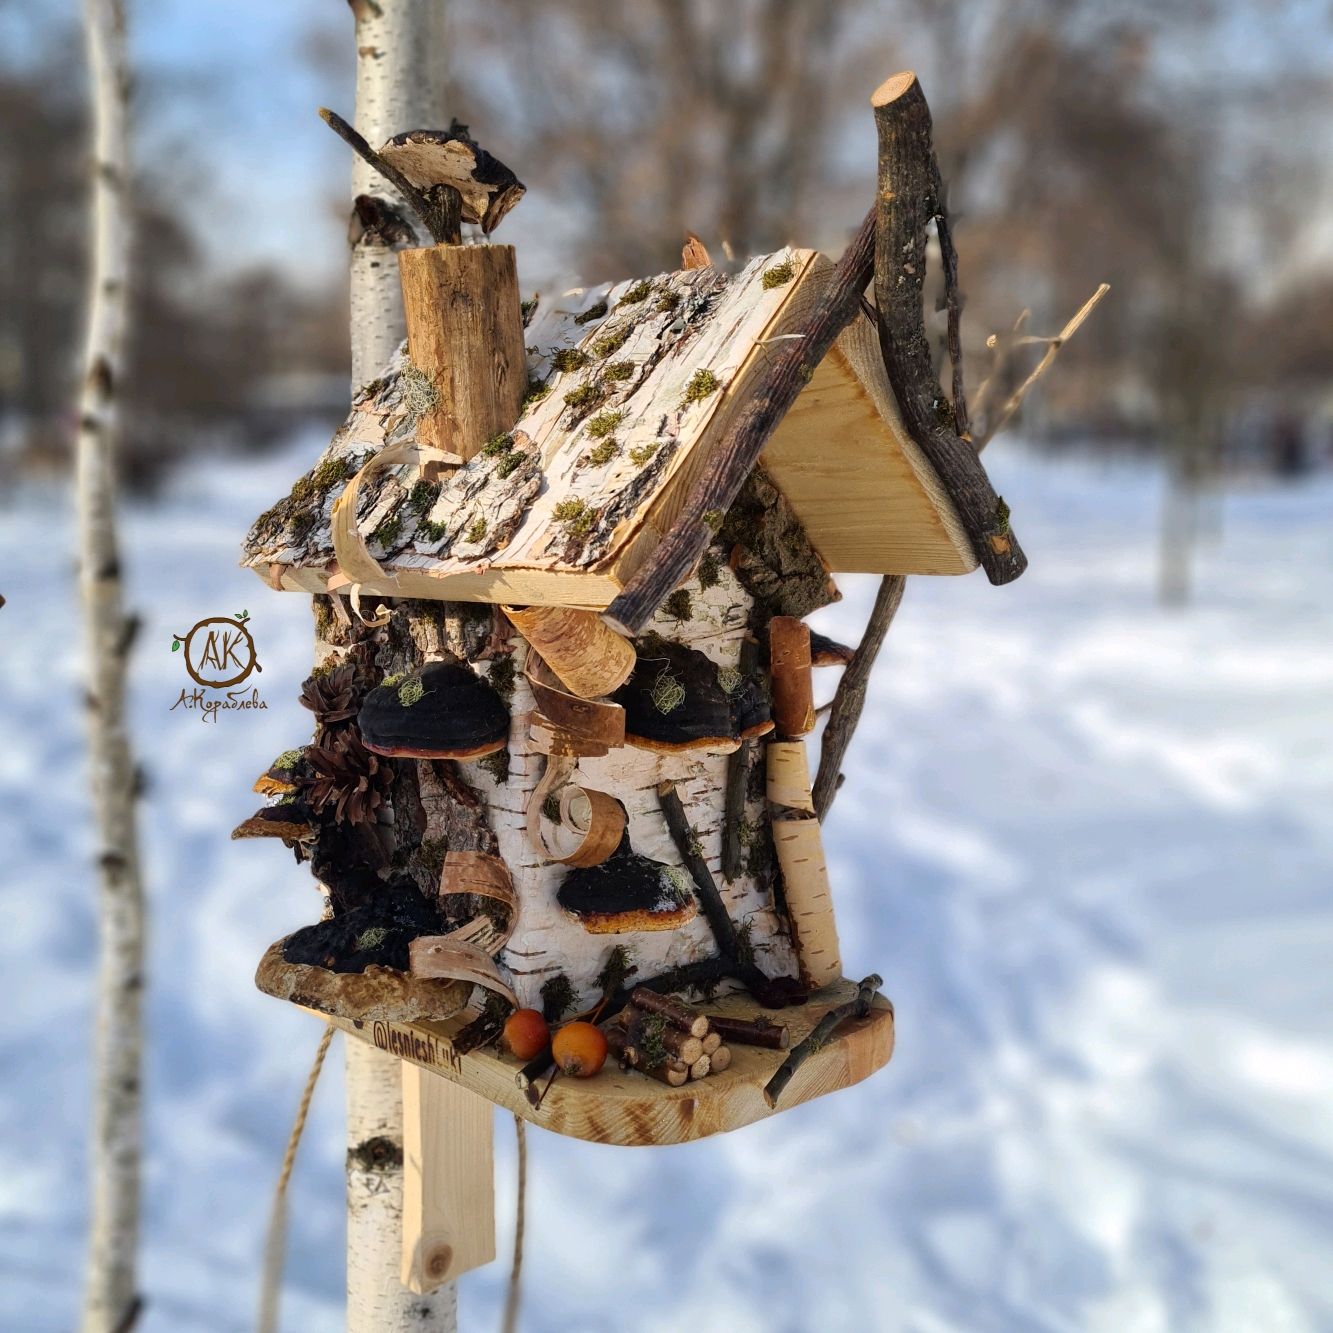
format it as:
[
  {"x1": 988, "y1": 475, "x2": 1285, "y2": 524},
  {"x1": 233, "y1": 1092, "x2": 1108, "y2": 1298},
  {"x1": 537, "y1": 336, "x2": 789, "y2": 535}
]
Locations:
[
  {"x1": 400, "y1": 1066, "x2": 496, "y2": 1293},
  {"x1": 397, "y1": 243, "x2": 527, "y2": 460}
]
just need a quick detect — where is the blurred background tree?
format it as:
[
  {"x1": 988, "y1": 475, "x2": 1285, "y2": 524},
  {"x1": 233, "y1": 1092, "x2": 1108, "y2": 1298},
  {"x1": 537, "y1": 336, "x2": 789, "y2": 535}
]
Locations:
[{"x1": 3, "y1": 0, "x2": 1329, "y2": 527}]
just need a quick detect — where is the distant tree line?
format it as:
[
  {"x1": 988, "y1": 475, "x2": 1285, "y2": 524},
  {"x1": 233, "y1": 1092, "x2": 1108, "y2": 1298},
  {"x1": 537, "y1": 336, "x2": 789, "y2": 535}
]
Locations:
[{"x1": 0, "y1": 29, "x2": 347, "y2": 491}]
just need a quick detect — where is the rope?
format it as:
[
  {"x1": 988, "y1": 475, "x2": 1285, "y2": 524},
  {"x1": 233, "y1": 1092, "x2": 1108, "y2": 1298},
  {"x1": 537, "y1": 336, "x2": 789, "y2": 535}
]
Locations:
[
  {"x1": 500, "y1": 1114, "x2": 527, "y2": 1333},
  {"x1": 257, "y1": 1024, "x2": 335, "y2": 1333}
]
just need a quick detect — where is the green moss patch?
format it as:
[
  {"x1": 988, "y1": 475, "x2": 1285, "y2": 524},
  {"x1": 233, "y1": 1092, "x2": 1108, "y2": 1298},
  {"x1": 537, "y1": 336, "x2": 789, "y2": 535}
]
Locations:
[
  {"x1": 553, "y1": 497, "x2": 598, "y2": 537},
  {"x1": 681, "y1": 368, "x2": 719, "y2": 407},
  {"x1": 585, "y1": 409, "x2": 625, "y2": 440},
  {"x1": 551, "y1": 348, "x2": 589, "y2": 374},
  {"x1": 761, "y1": 259, "x2": 796, "y2": 289},
  {"x1": 617, "y1": 280, "x2": 652, "y2": 307},
  {"x1": 582, "y1": 439, "x2": 619, "y2": 467},
  {"x1": 573, "y1": 299, "x2": 608, "y2": 325}
]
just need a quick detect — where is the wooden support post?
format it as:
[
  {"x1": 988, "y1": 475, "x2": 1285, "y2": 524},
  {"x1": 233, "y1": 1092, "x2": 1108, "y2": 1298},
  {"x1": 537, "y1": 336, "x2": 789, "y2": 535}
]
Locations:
[
  {"x1": 398, "y1": 244, "x2": 527, "y2": 461},
  {"x1": 401, "y1": 1066, "x2": 497, "y2": 1292}
]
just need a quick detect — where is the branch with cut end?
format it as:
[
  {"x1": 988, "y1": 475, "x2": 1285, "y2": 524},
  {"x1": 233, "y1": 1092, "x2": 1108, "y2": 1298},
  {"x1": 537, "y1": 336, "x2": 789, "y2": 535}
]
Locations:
[
  {"x1": 763, "y1": 974, "x2": 883, "y2": 1107},
  {"x1": 812, "y1": 575, "x2": 906, "y2": 821},
  {"x1": 319, "y1": 106, "x2": 461, "y2": 244},
  {"x1": 602, "y1": 206, "x2": 877, "y2": 636},
  {"x1": 872, "y1": 71, "x2": 1025, "y2": 585},
  {"x1": 973, "y1": 283, "x2": 1111, "y2": 451}
]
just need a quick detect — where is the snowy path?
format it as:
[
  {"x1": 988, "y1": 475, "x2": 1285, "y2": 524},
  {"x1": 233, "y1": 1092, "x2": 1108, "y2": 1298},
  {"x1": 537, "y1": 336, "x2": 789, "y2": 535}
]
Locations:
[{"x1": 1, "y1": 443, "x2": 1330, "y2": 1331}]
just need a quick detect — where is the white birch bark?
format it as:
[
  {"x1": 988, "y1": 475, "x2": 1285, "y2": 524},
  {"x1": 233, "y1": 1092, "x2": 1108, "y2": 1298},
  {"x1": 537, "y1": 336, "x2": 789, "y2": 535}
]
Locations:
[
  {"x1": 348, "y1": 0, "x2": 450, "y2": 388},
  {"x1": 462, "y1": 558, "x2": 797, "y2": 1007},
  {"x1": 345, "y1": 4, "x2": 457, "y2": 1329},
  {"x1": 76, "y1": 2, "x2": 145, "y2": 1331}
]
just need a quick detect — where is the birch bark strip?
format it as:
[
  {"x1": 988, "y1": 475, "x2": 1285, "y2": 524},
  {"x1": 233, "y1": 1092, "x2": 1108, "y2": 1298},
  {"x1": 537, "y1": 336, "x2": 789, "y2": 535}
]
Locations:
[
  {"x1": 344, "y1": 3, "x2": 457, "y2": 1330},
  {"x1": 76, "y1": 1, "x2": 145, "y2": 1329}
]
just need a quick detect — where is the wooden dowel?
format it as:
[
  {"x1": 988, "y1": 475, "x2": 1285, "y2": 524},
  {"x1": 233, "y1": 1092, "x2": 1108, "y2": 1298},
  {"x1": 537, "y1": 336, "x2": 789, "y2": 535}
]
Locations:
[
  {"x1": 629, "y1": 987, "x2": 709, "y2": 1039},
  {"x1": 398, "y1": 243, "x2": 526, "y2": 460},
  {"x1": 688, "y1": 1054, "x2": 711, "y2": 1081},
  {"x1": 704, "y1": 1015, "x2": 790, "y2": 1050},
  {"x1": 701, "y1": 1031, "x2": 722, "y2": 1056},
  {"x1": 709, "y1": 1045, "x2": 732, "y2": 1073}
]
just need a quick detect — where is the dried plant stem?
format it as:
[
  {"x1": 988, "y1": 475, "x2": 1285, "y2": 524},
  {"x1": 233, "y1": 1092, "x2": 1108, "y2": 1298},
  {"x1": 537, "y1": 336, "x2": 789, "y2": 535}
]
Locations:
[{"x1": 973, "y1": 283, "x2": 1111, "y2": 450}]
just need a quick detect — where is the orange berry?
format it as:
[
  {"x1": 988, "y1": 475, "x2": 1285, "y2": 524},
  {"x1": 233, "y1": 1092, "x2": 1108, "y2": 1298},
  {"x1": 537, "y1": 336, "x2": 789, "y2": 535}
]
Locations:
[
  {"x1": 551, "y1": 1021, "x2": 608, "y2": 1077},
  {"x1": 502, "y1": 1008, "x2": 550, "y2": 1061}
]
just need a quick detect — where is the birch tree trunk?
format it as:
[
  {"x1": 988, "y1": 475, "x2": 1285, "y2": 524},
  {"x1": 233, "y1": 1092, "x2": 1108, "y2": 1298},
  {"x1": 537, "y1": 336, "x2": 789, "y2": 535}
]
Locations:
[
  {"x1": 344, "y1": 4, "x2": 457, "y2": 1329},
  {"x1": 348, "y1": 0, "x2": 451, "y2": 386},
  {"x1": 76, "y1": 2, "x2": 145, "y2": 1331}
]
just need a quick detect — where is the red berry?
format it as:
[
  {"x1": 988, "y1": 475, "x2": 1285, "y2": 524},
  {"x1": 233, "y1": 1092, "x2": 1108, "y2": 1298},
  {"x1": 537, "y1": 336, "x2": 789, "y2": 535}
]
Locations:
[{"x1": 502, "y1": 1008, "x2": 550, "y2": 1061}]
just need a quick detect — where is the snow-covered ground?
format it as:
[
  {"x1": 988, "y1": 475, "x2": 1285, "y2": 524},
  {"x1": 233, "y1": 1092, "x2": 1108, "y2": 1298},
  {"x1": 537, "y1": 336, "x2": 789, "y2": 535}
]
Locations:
[{"x1": 1, "y1": 440, "x2": 1330, "y2": 1332}]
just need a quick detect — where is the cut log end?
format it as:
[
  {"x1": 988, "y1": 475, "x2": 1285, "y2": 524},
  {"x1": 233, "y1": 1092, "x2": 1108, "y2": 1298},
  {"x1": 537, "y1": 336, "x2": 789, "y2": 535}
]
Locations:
[{"x1": 870, "y1": 70, "x2": 919, "y2": 108}]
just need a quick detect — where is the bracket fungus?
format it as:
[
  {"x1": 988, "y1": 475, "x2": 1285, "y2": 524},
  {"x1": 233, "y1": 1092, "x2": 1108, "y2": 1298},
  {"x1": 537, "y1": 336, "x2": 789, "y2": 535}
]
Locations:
[
  {"x1": 357, "y1": 661, "x2": 510, "y2": 760},
  {"x1": 377, "y1": 124, "x2": 525, "y2": 234}
]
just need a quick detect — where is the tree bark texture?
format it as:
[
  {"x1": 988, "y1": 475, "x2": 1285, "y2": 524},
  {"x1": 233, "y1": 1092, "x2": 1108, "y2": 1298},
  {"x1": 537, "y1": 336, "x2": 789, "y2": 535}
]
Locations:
[
  {"x1": 602, "y1": 209, "x2": 877, "y2": 635},
  {"x1": 349, "y1": 0, "x2": 450, "y2": 391},
  {"x1": 76, "y1": 2, "x2": 145, "y2": 1329},
  {"x1": 871, "y1": 72, "x2": 1026, "y2": 586},
  {"x1": 345, "y1": 4, "x2": 457, "y2": 1330}
]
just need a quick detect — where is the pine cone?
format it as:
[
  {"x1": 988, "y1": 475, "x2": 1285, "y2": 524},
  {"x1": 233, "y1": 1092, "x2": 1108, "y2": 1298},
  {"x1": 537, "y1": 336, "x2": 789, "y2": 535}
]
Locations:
[
  {"x1": 302, "y1": 730, "x2": 389, "y2": 826},
  {"x1": 300, "y1": 662, "x2": 361, "y2": 725}
]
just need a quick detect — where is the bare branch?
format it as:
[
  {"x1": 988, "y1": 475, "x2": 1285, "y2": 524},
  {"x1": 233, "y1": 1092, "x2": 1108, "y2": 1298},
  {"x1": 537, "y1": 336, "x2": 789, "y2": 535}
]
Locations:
[
  {"x1": 319, "y1": 106, "x2": 460, "y2": 244},
  {"x1": 974, "y1": 283, "x2": 1111, "y2": 451}
]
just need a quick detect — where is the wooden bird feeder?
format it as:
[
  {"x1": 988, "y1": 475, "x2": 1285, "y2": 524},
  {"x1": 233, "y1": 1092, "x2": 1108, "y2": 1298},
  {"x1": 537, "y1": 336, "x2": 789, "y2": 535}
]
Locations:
[{"x1": 238, "y1": 71, "x2": 1031, "y2": 1297}]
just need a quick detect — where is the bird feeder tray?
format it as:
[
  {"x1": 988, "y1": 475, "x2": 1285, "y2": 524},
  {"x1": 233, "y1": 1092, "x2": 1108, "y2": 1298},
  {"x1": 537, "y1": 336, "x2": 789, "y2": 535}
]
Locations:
[{"x1": 309, "y1": 975, "x2": 894, "y2": 1147}]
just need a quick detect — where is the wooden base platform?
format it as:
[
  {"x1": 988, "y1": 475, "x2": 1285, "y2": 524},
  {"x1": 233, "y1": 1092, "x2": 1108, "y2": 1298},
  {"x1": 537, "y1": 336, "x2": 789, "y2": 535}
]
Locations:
[{"x1": 314, "y1": 977, "x2": 895, "y2": 1147}]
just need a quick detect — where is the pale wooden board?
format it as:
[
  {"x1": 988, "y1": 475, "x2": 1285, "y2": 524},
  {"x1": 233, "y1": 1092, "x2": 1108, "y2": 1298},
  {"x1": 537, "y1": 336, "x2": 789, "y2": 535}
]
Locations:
[
  {"x1": 400, "y1": 1065, "x2": 496, "y2": 1291},
  {"x1": 312, "y1": 978, "x2": 894, "y2": 1148},
  {"x1": 762, "y1": 312, "x2": 977, "y2": 575}
]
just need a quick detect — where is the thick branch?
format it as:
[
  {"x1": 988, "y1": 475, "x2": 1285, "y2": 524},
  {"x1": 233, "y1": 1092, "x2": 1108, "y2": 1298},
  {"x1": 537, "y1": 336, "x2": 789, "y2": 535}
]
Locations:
[
  {"x1": 763, "y1": 974, "x2": 882, "y2": 1107},
  {"x1": 813, "y1": 575, "x2": 906, "y2": 821},
  {"x1": 603, "y1": 207, "x2": 877, "y2": 635},
  {"x1": 872, "y1": 72, "x2": 1025, "y2": 585}
]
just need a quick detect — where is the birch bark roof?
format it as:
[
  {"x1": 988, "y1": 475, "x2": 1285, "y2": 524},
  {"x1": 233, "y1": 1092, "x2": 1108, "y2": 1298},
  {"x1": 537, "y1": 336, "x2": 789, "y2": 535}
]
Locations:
[{"x1": 241, "y1": 245, "x2": 978, "y2": 609}]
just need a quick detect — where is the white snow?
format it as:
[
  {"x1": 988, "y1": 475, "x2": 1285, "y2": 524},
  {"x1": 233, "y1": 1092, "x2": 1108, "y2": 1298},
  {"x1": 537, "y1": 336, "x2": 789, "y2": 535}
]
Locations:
[{"x1": 1, "y1": 439, "x2": 1331, "y2": 1331}]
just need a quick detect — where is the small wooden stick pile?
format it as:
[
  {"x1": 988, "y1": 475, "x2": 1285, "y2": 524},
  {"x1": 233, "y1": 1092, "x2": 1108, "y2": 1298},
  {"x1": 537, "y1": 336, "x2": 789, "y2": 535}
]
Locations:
[{"x1": 603, "y1": 988, "x2": 791, "y2": 1087}]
